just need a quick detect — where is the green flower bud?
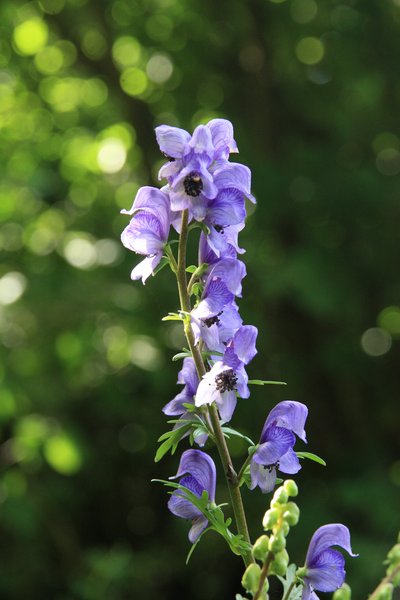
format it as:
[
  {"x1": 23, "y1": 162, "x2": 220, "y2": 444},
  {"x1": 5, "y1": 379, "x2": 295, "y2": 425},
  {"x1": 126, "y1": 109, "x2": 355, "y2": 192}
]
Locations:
[
  {"x1": 283, "y1": 479, "x2": 298, "y2": 497},
  {"x1": 272, "y1": 486, "x2": 289, "y2": 505},
  {"x1": 387, "y1": 564, "x2": 400, "y2": 587},
  {"x1": 281, "y1": 521, "x2": 290, "y2": 536},
  {"x1": 253, "y1": 535, "x2": 270, "y2": 562},
  {"x1": 333, "y1": 583, "x2": 352, "y2": 600},
  {"x1": 270, "y1": 549, "x2": 289, "y2": 576},
  {"x1": 241, "y1": 563, "x2": 261, "y2": 594},
  {"x1": 269, "y1": 531, "x2": 286, "y2": 553},
  {"x1": 387, "y1": 543, "x2": 400, "y2": 564},
  {"x1": 374, "y1": 583, "x2": 393, "y2": 600},
  {"x1": 283, "y1": 501, "x2": 300, "y2": 526},
  {"x1": 262, "y1": 508, "x2": 279, "y2": 530}
]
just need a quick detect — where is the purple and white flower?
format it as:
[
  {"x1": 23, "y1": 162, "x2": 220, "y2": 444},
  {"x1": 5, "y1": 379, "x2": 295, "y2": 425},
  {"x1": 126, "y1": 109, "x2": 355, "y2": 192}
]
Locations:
[
  {"x1": 120, "y1": 187, "x2": 171, "y2": 283},
  {"x1": 195, "y1": 325, "x2": 258, "y2": 422},
  {"x1": 301, "y1": 524, "x2": 358, "y2": 600},
  {"x1": 168, "y1": 449, "x2": 216, "y2": 543},
  {"x1": 250, "y1": 401, "x2": 308, "y2": 493}
]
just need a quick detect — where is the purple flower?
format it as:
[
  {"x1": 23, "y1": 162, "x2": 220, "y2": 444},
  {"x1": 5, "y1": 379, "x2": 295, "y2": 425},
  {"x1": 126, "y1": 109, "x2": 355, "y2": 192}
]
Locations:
[
  {"x1": 203, "y1": 188, "x2": 246, "y2": 257},
  {"x1": 168, "y1": 449, "x2": 216, "y2": 543},
  {"x1": 120, "y1": 187, "x2": 171, "y2": 283},
  {"x1": 163, "y1": 357, "x2": 199, "y2": 416},
  {"x1": 301, "y1": 524, "x2": 358, "y2": 600},
  {"x1": 250, "y1": 401, "x2": 308, "y2": 493},
  {"x1": 195, "y1": 325, "x2": 258, "y2": 422}
]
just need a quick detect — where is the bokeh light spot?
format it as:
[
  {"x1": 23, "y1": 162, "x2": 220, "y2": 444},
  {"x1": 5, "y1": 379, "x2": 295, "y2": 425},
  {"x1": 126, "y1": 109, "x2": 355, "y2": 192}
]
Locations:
[
  {"x1": 120, "y1": 68, "x2": 148, "y2": 96},
  {"x1": 44, "y1": 434, "x2": 82, "y2": 475},
  {"x1": 361, "y1": 327, "x2": 392, "y2": 357},
  {"x1": 295, "y1": 37, "x2": 324, "y2": 65},
  {"x1": 34, "y1": 46, "x2": 64, "y2": 75},
  {"x1": 378, "y1": 306, "x2": 400, "y2": 337},
  {"x1": 63, "y1": 236, "x2": 97, "y2": 269},
  {"x1": 130, "y1": 336, "x2": 162, "y2": 371},
  {"x1": 112, "y1": 36, "x2": 141, "y2": 69},
  {"x1": 0, "y1": 272, "x2": 27, "y2": 305},
  {"x1": 146, "y1": 54, "x2": 173, "y2": 84},
  {"x1": 97, "y1": 138, "x2": 127, "y2": 174},
  {"x1": 13, "y1": 19, "x2": 49, "y2": 56},
  {"x1": 375, "y1": 148, "x2": 400, "y2": 176},
  {"x1": 290, "y1": 0, "x2": 317, "y2": 23}
]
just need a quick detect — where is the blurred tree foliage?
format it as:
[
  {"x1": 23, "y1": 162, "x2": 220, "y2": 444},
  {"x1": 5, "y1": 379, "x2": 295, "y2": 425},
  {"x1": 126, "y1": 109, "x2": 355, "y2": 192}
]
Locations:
[{"x1": 0, "y1": 0, "x2": 399, "y2": 598}]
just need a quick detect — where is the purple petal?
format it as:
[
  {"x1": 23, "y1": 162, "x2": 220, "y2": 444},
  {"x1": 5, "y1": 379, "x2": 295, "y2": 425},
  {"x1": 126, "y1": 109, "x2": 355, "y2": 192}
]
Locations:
[
  {"x1": 232, "y1": 325, "x2": 258, "y2": 365},
  {"x1": 305, "y1": 524, "x2": 358, "y2": 567},
  {"x1": 250, "y1": 461, "x2": 277, "y2": 493},
  {"x1": 263, "y1": 401, "x2": 308, "y2": 443},
  {"x1": 207, "y1": 258, "x2": 246, "y2": 297},
  {"x1": 168, "y1": 487, "x2": 202, "y2": 521},
  {"x1": 177, "y1": 358, "x2": 199, "y2": 395},
  {"x1": 206, "y1": 188, "x2": 246, "y2": 227},
  {"x1": 235, "y1": 363, "x2": 249, "y2": 399},
  {"x1": 254, "y1": 425, "x2": 295, "y2": 465},
  {"x1": 301, "y1": 586, "x2": 320, "y2": 600},
  {"x1": 217, "y1": 305, "x2": 243, "y2": 344},
  {"x1": 121, "y1": 187, "x2": 171, "y2": 239},
  {"x1": 171, "y1": 449, "x2": 216, "y2": 502},
  {"x1": 186, "y1": 125, "x2": 214, "y2": 160},
  {"x1": 162, "y1": 388, "x2": 193, "y2": 416},
  {"x1": 189, "y1": 514, "x2": 209, "y2": 543},
  {"x1": 158, "y1": 159, "x2": 182, "y2": 180},
  {"x1": 213, "y1": 163, "x2": 255, "y2": 203},
  {"x1": 121, "y1": 213, "x2": 165, "y2": 255},
  {"x1": 130, "y1": 253, "x2": 162, "y2": 284},
  {"x1": 278, "y1": 447, "x2": 301, "y2": 474},
  {"x1": 216, "y1": 390, "x2": 237, "y2": 422},
  {"x1": 207, "y1": 118, "x2": 238, "y2": 159},
  {"x1": 155, "y1": 125, "x2": 190, "y2": 158},
  {"x1": 306, "y1": 549, "x2": 346, "y2": 592},
  {"x1": 196, "y1": 278, "x2": 234, "y2": 318}
]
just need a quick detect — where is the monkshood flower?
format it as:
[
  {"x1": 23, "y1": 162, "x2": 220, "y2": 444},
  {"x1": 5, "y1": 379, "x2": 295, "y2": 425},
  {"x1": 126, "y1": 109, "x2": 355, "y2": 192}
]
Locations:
[
  {"x1": 300, "y1": 524, "x2": 358, "y2": 600},
  {"x1": 120, "y1": 186, "x2": 171, "y2": 283},
  {"x1": 156, "y1": 121, "x2": 254, "y2": 221},
  {"x1": 203, "y1": 188, "x2": 246, "y2": 256},
  {"x1": 168, "y1": 449, "x2": 216, "y2": 543},
  {"x1": 195, "y1": 325, "x2": 258, "y2": 422},
  {"x1": 250, "y1": 401, "x2": 308, "y2": 493}
]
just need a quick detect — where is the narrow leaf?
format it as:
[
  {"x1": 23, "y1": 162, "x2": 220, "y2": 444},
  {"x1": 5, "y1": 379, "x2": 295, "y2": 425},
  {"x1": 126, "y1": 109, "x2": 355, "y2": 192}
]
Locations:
[
  {"x1": 296, "y1": 451, "x2": 326, "y2": 466},
  {"x1": 248, "y1": 379, "x2": 287, "y2": 386}
]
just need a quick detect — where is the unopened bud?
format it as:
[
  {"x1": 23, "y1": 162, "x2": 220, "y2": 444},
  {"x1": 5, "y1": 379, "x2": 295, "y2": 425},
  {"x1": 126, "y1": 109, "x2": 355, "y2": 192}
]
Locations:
[
  {"x1": 283, "y1": 501, "x2": 300, "y2": 526},
  {"x1": 333, "y1": 583, "x2": 352, "y2": 600},
  {"x1": 272, "y1": 486, "x2": 288, "y2": 505},
  {"x1": 283, "y1": 479, "x2": 298, "y2": 497},
  {"x1": 270, "y1": 549, "x2": 289, "y2": 576},
  {"x1": 282, "y1": 520, "x2": 290, "y2": 536},
  {"x1": 387, "y1": 564, "x2": 400, "y2": 587},
  {"x1": 253, "y1": 535, "x2": 270, "y2": 562},
  {"x1": 241, "y1": 563, "x2": 261, "y2": 594},
  {"x1": 263, "y1": 508, "x2": 279, "y2": 530},
  {"x1": 269, "y1": 531, "x2": 286, "y2": 553},
  {"x1": 374, "y1": 583, "x2": 393, "y2": 600},
  {"x1": 387, "y1": 543, "x2": 400, "y2": 564}
]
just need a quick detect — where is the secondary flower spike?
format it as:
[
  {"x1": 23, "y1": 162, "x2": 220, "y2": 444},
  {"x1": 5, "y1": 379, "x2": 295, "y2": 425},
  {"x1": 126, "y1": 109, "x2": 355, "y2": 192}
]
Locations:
[
  {"x1": 300, "y1": 524, "x2": 358, "y2": 600},
  {"x1": 168, "y1": 449, "x2": 216, "y2": 543},
  {"x1": 250, "y1": 401, "x2": 308, "y2": 493}
]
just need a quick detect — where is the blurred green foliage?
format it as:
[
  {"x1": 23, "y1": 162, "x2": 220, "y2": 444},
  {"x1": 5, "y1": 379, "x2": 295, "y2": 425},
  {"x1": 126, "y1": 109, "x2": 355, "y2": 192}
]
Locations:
[{"x1": 0, "y1": 0, "x2": 399, "y2": 598}]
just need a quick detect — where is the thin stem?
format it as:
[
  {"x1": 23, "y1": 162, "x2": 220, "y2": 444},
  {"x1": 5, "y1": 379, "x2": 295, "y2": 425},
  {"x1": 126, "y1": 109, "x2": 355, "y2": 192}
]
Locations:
[
  {"x1": 254, "y1": 551, "x2": 273, "y2": 600},
  {"x1": 369, "y1": 563, "x2": 400, "y2": 599},
  {"x1": 175, "y1": 210, "x2": 253, "y2": 567},
  {"x1": 237, "y1": 453, "x2": 253, "y2": 485},
  {"x1": 282, "y1": 580, "x2": 297, "y2": 600}
]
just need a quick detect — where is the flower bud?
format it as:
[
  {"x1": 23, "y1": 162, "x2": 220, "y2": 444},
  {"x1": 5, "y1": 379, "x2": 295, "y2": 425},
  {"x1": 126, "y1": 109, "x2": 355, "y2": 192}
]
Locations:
[
  {"x1": 387, "y1": 543, "x2": 400, "y2": 564},
  {"x1": 262, "y1": 508, "x2": 279, "y2": 530},
  {"x1": 374, "y1": 583, "x2": 393, "y2": 600},
  {"x1": 387, "y1": 564, "x2": 400, "y2": 587},
  {"x1": 283, "y1": 502, "x2": 300, "y2": 526},
  {"x1": 270, "y1": 549, "x2": 289, "y2": 576},
  {"x1": 283, "y1": 479, "x2": 298, "y2": 497},
  {"x1": 269, "y1": 531, "x2": 286, "y2": 553},
  {"x1": 333, "y1": 583, "x2": 352, "y2": 600},
  {"x1": 272, "y1": 486, "x2": 288, "y2": 505},
  {"x1": 241, "y1": 563, "x2": 261, "y2": 594},
  {"x1": 253, "y1": 535, "x2": 270, "y2": 562},
  {"x1": 281, "y1": 521, "x2": 290, "y2": 537}
]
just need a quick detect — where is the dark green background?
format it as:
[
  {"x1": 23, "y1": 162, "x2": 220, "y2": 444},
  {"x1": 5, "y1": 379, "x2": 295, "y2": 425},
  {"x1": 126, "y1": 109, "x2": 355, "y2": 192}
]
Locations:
[{"x1": 0, "y1": 0, "x2": 399, "y2": 598}]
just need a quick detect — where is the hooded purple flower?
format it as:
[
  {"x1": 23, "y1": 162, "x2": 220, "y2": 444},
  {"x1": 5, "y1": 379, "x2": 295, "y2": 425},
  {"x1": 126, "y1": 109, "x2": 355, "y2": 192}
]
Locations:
[
  {"x1": 203, "y1": 188, "x2": 246, "y2": 256},
  {"x1": 250, "y1": 401, "x2": 308, "y2": 493},
  {"x1": 155, "y1": 120, "x2": 253, "y2": 221},
  {"x1": 168, "y1": 449, "x2": 216, "y2": 543},
  {"x1": 301, "y1": 524, "x2": 358, "y2": 600},
  {"x1": 195, "y1": 325, "x2": 258, "y2": 422},
  {"x1": 120, "y1": 187, "x2": 171, "y2": 283}
]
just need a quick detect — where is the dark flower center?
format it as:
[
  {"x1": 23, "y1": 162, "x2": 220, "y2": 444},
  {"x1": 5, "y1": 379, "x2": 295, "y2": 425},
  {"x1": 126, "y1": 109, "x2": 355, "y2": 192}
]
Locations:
[
  {"x1": 214, "y1": 224, "x2": 224, "y2": 234},
  {"x1": 263, "y1": 461, "x2": 280, "y2": 472},
  {"x1": 202, "y1": 311, "x2": 222, "y2": 328},
  {"x1": 184, "y1": 172, "x2": 203, "y2": 197},
  {"x1": 215, "y1": 369, "x2": 238, "y2": 392}
]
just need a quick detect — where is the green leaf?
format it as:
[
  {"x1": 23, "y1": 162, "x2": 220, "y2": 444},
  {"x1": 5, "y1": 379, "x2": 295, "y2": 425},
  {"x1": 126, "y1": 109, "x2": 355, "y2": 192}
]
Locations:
[
  {"x1": 191, "y1": 282, "x2": 203, "y2": 297},
  {"x1": 153, "y1": 257, "x2": 170, "y2": 275},
  {"x1": 248, "y1": 379, "x2": 287, "y2": 386},
  {"x1": 172, "y1": 350, "x2": 191, "y2": 361},
  {"x1": 154, "y1": 422, "x2": 193, "y2": 462},
  {"x1": 161, "y1": 312, "x2": 183, "y2": 321},
  {"x1": 296, "y1": 451, "x2": 326, "y2": 466},
  {"x1": 185, "y1": 265, "x2": 197, "y2": 273},
  {"x1": 221, "y1": 426, "x2": 255, "y2": 447},
  {"x1": 277, "y1": 564, "x2": 303, "y2": 600}
]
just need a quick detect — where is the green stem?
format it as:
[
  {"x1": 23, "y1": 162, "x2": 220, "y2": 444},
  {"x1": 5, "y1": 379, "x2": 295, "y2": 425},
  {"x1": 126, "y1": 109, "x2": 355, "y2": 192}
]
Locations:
[
  {"x1": 282, "y1": 580, "x2": 297, "y2": 600},
  {"x1": 237, "y1": 453, "x2": 253, "y2": 485},
  {"x1": 254, "y1": 551, "x2": 273, "y2": 600},
  {"x1": 175, "y1": 209, "x2": 253, "y2": 567},
  {"x1": 369, "y1": 563, "x2": 400, "y2": 599}
]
